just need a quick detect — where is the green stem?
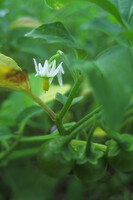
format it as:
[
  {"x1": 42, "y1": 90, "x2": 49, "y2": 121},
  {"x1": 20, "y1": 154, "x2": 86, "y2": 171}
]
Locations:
[
  {"x1": 48, "y1": 50, "x2": 63, "y2": 64},
  {"x1": 65, "y1": 115, "x2": 97, "y2": 144},
  {"x1": 55, "y1": 120, "x2": 66, "y2": 136},
  {"x1": 85, "y1": 124, "x2": 97, "y2": 155},
  {"x1": 22, "y1": 115, "x2": 97, "y2": 146},
  {"x1": 27, "y1": 92, "x2": 56, "y2": 121},
  {"x1": 48, "y1": 55, "x2": 59, "y2": 64},
  {"x1": 57, "y1": 75, "x2": 82, "y2": 120},
  {"x1": 67, "y1": 106, "x2": 102, "y2": 134},
  {"x1": 20, "y1": 131, "x2": 59, "y2": 143},
  {"x1": 7, "y1": 141, "x2": 107, "y2": 162},
  {"x1": 70, "y1": 139, "x2": 107, "y2": 152},
  {"x1": 82, "y1": 129, "x2": 88, "y2": 141},
  {"x1": 21, "y1": 114, "x2": 95, "y2": 145}
]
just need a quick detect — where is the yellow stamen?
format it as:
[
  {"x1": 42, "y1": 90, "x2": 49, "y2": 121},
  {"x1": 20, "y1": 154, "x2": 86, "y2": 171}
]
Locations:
[{"x1": 42, "y1": 79, "x2": 49, "y2": 91}]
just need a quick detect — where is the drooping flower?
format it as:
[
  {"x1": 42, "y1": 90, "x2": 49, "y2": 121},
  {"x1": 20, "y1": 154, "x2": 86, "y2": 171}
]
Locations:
[{"x1": 33, "y1": 58, "x2": 64, "y2": 91}]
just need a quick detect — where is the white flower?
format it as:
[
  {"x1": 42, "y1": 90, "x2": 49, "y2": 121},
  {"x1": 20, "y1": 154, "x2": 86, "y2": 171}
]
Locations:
[
  {"x1": 56, "y1": 62, "x2": 64, "y2": 86},
  {"x1": 33, "y1": 58, "x2": 64, "y2": 87}
]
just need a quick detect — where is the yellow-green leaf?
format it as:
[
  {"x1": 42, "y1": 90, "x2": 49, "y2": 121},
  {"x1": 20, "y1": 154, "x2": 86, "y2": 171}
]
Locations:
[
  {"x1": 0, "y1": 53, "x2": 31, "y2": 92},
  {"x1": 0, "y1": 53, "x2": 20, "y2": 70},
  {"x1": 10, "y1": 17, "x2": 41, "y2": 30}
]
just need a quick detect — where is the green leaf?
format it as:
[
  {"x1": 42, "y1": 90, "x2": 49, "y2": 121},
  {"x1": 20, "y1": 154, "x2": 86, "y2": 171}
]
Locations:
[
  {"x1": 81, "y1": 19, "x2": 129, "y2": 47},
  {"x1": 56, "y1": 93, "x2": 84, "y2": 106},
  {"x1": 0, "y1": 126, "x2": 13, "y2": 140},
  {"x1": 45, "y1": 0, "x2": 124, "y2": 26},
  {"x1": 17, "y1": 105, "x2": 44, "y2": 124},
  {"x1": 87, "y1": 46, "x2": 133, "y2": 130},
  {"x1": 69, "y1": 96, "x2": 84, "y2": 105},
  {"x1": 88, "y1": 0, "x2": 124, "y2": 26},
  {"x1": 84, "y1": 19, "x2": 122, "y2": 36},
  {"x1": 56, "y1": 93, "x2": 67, "y2": 105},
  {"x1": 25, "y1": 22, "x2": 78, "y2": 48},
  {"x1": 110, "y1": 0, "x2": 133, "y2": 26}
]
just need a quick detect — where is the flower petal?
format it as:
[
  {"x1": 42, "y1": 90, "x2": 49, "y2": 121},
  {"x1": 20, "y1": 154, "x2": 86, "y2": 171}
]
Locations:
[
  {"x1": 60, "y1": 65, "x2": 64, "y2": 74},
  {"x1": 33, "y1": 58, "x2": 39, "y2": 74},
  {"x1": 57, "y1": 70, "x2": 63, "y2": 86},
  {"x1": 49, "y1": 78, "x2": 54, "y2": 84},
  {"x1": 52, "y1": 62, "x2": 62, "y2": 77},
  {"x1": 42, "y1": 60, "x2": 49, "y2": 76},
  {"x1": 35, "y1": 73, "x2": 39, "y2": 77},
  {"x1": 38, "y1": 63, "x2": 43, "y2": 75},
  {"x1": 49, "y1": 60, "x2": 56, "y2": 76}
]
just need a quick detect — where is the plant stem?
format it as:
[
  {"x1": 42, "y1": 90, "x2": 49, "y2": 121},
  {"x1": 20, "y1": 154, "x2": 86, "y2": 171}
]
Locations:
[
  {"x1": 27, "y1": 92, "x2": 56, "y2": 121},
  {"x1": 70, "y1": 139, "x2": 107, "y2": 152},
  {"x1": 67, "y1": 106, "x2": 102, "y2": 134},
  {"x1": 6, "y1": 141, "x2": 107, "y2": 162},
  {"x1": 48, "y1": 54, "x2": 60, "y2": 64},
  {"x1": 55, "y1": 120, "x2": 67, "y2": 136},
  {"x1": 20, "y1": 131, "x2": 59, "y2": 143},
  {"x1": 66, "y1": 115, "x2": 97, "y2": 143},
  {"x1": 22, "y1": 115, "x2": 96, "y2": 146},
  {"x1": 85, "y1": 123, "x2": 97, "y2": 155},
  {"x1": 57, "y1": 75, "x2": 82, "y2": 120}
]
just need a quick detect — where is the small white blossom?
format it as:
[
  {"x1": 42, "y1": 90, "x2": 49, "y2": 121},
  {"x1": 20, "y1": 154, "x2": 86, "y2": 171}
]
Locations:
[{"x1": 33, "y1": 58, "x2": 64, "y2": 87}]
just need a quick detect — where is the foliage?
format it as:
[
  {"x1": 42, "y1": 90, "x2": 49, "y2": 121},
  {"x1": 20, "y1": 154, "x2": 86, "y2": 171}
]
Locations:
[{"x1": 1, "y1": 0, "x2": 133, "y2": 199}]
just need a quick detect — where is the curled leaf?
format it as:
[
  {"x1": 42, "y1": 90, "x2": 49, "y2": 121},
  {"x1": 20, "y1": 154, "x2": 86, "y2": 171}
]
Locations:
[{"x1": 0, "y1": 53, "x2": 31, "y2": 92}]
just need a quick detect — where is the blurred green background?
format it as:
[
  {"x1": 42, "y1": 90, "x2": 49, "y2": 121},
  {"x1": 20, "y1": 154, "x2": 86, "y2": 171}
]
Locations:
[{"x1": 1, "y1": 0, "x2": 133, "y2": 199}]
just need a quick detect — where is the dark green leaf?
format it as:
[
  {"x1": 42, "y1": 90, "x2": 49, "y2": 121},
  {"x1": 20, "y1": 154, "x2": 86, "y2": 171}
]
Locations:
[
  {"x1": 88, "y1": 0, "x2": 124, "y2": 26},
  {"x1": 87, "y1": 46, "x2": 133, "y2": 130},
  {"x1": 83, "y1": 19, "x2": 122, "y2": 36},
  {"x1": 110, "y1": 0, "x2": 133, "y2": 26},
  {"x1": 25, "y1": 22, "x2": 78, "y2": 48},
  {"x1": 81, "y1": 19, "x2": 130, "y2": 47}
]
